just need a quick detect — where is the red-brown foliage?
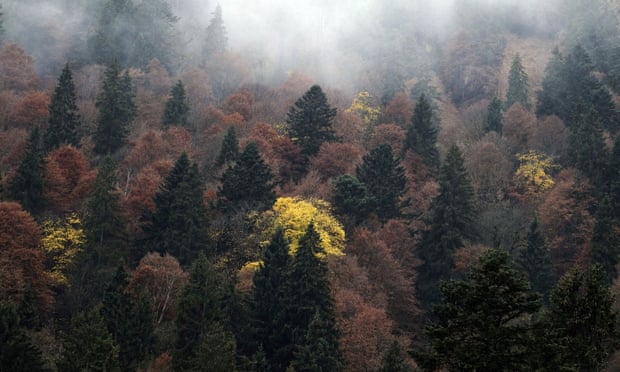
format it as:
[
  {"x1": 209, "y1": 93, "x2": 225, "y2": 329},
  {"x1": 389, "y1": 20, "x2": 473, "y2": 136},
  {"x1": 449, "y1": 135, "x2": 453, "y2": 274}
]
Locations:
[
  {"x1": 310, "y1": 142, "x2": 363, "y2": 181},
  {"x1": 223, "y1": 90, "x2": 254, "y2": 121},
  {"x1": 0, "y1": 43, "x2": 40, "y2": 92},
  {"x1": 12, "y1": 91, "x2": 50, "y2": 128},
  {"x1": 503, "y1": 103, "x2": 536, "y2": 154},
  {"x1": 383, "y1": 92, "x2": 413, "y2": 127},
  {"x1": 370, "y1": 124, "x2": 406, "y2": 155},
  {"x1": 43, "y1": 145, "x2": 94, "y2": 214}
]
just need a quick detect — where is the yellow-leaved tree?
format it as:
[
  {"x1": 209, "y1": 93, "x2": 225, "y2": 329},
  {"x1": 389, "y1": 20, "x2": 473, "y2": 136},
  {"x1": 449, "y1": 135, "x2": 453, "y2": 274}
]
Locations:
[
  {"x1": 42, "y1": 213, "x2": 86, "y2": 286},
  {"x1": 514, "y1": 150, "x2": 557, "y2": 197},
  {"x1": 346, "y1": 91, "x2": 381, "y2": 138}
]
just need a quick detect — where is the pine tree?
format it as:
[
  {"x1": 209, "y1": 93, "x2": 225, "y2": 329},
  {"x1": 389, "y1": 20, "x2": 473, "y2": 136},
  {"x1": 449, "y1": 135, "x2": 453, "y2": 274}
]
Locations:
[
  {"x1": 591, "y1": 196, "x2": 620, "y2": 284},
  {"x1": 218, "y1": 142, "x2": 275, "y2": 211},
  {"x1": 162, "y1": 80, "x2": 190, "y2": 127},
  {"x1": 216, "y1": 126, "x2": 240, "y2": 167},
  {"x1": 286, "y1": 85, "x2": 338, "y2": 158},
  {"x1": 568, "y1": 101, "x2": 608, "y2": 188},
  {"x1": 404, "y1": 94, "x2": 439, "y2": 169},
  {"x1": 94, "y1": 62, "x2": 136, "y2": 155},
  {"x1": 9, "y1": 127, "x2": 45, "y2": 214},
  {"x1": 417, "y1": 249, "x2": 541, "y2": 371},
  {"x1": 416, "y1": 144, "x2": 476, "y2": 308},
  {"x1": 506, "y1": 53, "x2": 530, "y2": 110},
  {"x1": 332, "y1": 174, "x2": 376, "y2": 226},
  {"x1": 0, "y1": 304, "x2": 50, "y2": 372},
  {"x1": 517, "y1": 218, "x2": 553, "y2": 300},
  {"x1": 485, "y1": 96, "x2": 503, "y2": 133},
  {"x1": 203, "y1": 4, "x2": 228, "y2": 62},
  {"x1": 44, "y1": 63, "x2": 81, "y2": 152},
  {"x1": 144, "y1": 152, "x2": 208, "y2": 265},
  {"x1": 356, "y1": 144, "x2": 407, "y2": 223}
]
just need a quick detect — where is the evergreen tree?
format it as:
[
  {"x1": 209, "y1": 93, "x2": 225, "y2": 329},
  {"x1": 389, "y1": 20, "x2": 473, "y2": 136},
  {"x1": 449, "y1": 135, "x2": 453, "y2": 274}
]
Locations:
[
  {"x1": 536, "y1": 48, "x2": 567, "y2": 119},
  {"x1": 568, "y1": 101, "x2": 608, "y2": 188},
  {"x1": 203, "y1": 4, "x2": 228, "y2": 62},
  {"x1": 356, "y1": 144, "x2": 407, "y2": 223},
  {"x1": 290, "y1": 309, "x2": 343, "y2": 372},
  {"x1": 381, "y1": 341, "x2": 411, "y2": 372},
  {"x1": 216, "y1": 126, "x2": 240, "y2": 167},
  {"x1": 94, "y1": 62, "x2": 136, "y2": 155},
  {"x1": 403, "y1": 94, "x2": 439, "y2": 170},
  {"x1": 332, "y1": 174, "x2": 376, "y2": 226},
  {"x1": 485, "y1": 96, "x2": 503, "y2": 133},
  {"x1": 218, "y1": 142, "x2": 276, "y2": 211},
  {"x1": 144, "y1": 152, "x2": 208, "y2": 265},
  {"x1": 517, "y1": 218, "x2": 554, "y2": 300},
  {"x1": 608, "y1": 136, "x2": 620, "y2": 219},
  {"x1": 9, "y1": 127, "x2": 45, "y2": 214},
  {"x1": 417, "y1": 249, "x2": 541, "y2": 371},
  {"x1": 0, "y1": 304, "x2": 50, "y2": 372},
  {"x1": 286, "y1": 85, "x2": 338, "y2": 158},
  {"x1": 506, "y1": 53, "x2": 530, "y2": 110},
  {"x1": 57, "y1": 308, "x2": 120, "y2": 372},
  {"x1": 416, "y1": 144, "x2": 476, "y2": 308},
  {"x1": 591, "y1": 196, "x2": 620, "y2": 284},
  {"x1": 44, "y1": 63, "x2": 81, "y2": 152},
  {"x1": 162, "y1": 80, "x2": 190, "y2": 127}
]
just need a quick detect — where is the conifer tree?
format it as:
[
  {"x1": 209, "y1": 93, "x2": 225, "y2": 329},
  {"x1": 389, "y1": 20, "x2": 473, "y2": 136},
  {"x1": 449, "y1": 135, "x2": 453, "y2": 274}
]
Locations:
[
  {"x1": 9, "y1": 127, "x2": 45, "y2": 214},
  {"x1": 94, "y1": 62, "x2": 136, "y2": 155},
  {"x1": 219, "y1": 142, "x2": 275, "y2": 211},
  {"x1": 332, "y1": 174, "x2": 376, "y2": 226},
  {"x1": 286, "y1": 85, "x2": 337, "y2": 158},
  {"x1": 203, "y1": 4, "x2": 228, "y2": 62},
  {"x1": 517, "y1": 218, "x2": 553, "y2": 299},
  {"x1": 0, "y1": 304, "x2": 50, "y2": 372},
  {"x1": 216, "y1": 126, "x2": 239, "y2": 167},
  {"x1": 506, "y1": 53, "x2": 530, "y2": 110},
  {"x1": 381, "y1": 341, "x2": 410, "y2": 372},
  {"x1": 44, "y1": 63, "x2": 81, "y2": 152},
  {"x1": 162, "y1": 80, "x2": 190, "y2": 127},
  {"x1": 568, "y1": 101, "x2": 608, "y2": 188},
  {"x1": 608, "y1": 136, "x2": 620, "y2": 219},
  {"x1": 144, "y1": 152, "x2": 208, "y2": 265},
  {"x1": 356, "y1": 144, "x2": 407, "y2": 223},
  {"x1": 485, "y1": 96, "x2": 503, "y2": 133},
  {"x1": 404, "y1": 94, "x2": 439, "y2": 170},
  {"x1": 591, "y1": 196, "x2": 620, "y2": 284},
  {"x1": 291, "y1": 309, "x2": 343, "y2": 372},
  {"x1": 536, "y1": 48, "x2": 566, "y2": 119},
  {"x1": 416, "y1": 144, "x2": 476, "y2": 308}
]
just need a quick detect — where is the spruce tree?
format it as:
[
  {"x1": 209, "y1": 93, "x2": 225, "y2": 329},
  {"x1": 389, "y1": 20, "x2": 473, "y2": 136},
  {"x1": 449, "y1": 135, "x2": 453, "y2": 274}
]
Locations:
[
  {"x1": 44, "y1": 63, "x2": 81, "y2": 152},
  {"x1": 286, "y1": 85, "x2": 337, "y2": 158},
  {"x1": 568, "y1": 101, "x2": 608, "y2": 189},
  {"x1": 536, "y1": 48, "x2": 567, "y2": 119},
  {"x1": 332, "y1": 174, "x2": 376, "y2": 226},
  {"x1": 162, "y1": 80, "x2": 190, "y2": 127},
  {"x1": 144, "y1": 152, "x2": 208, "y2": 265},
  {"x1": 290, "y1": 309, "x2": 343, "y2": 372},
  {"x1": 203, "y1": 4, "x2": 228, "y2": 62},
  {"x1": 591, "y1": 196, "x2": 620, "y2": 284},
  {"x1": 506, "y1": 53, "x2": 530, "y2": 110},
  {"x1": 216, "y1": 126, "x2": 239, "y2": 167},
  {"x1": 94, "y1": 62, "x2": 136, "y2": 155},
  {"x1": 404, "y1": 94, "x2": 439, "y2": 170},
  {"x1": 381, "y1": 341, "x2": 410, "y2": 372},
  {"x1": 0, "y1": 304, "x2": 50, "y2": 372},
  {"x1": 416, "y1": 144, "x2": 476, "y2": 308},
  {"x1": 517, "y1": 218, "x2": 553, "y2": 300},
  {"x1": 485, "y1": 96, "x2": 503, "y2": 133},
  {"x1": 9, "y1": 127, "x2": 45, "y2": 214},
  {"x1": 356, "y1": 144, "x2": 407, "y2": 223},
  {"x1": 218, "y1": 142, "x2": 275, "y2": 212}
]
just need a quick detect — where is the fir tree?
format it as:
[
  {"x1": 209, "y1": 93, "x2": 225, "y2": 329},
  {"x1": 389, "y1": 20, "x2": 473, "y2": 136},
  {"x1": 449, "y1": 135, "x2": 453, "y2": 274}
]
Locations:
[
  {"x1": 203, "y1": 4, "x2": 228, "y2": 62},
  {"x1": 0, "y1": 304, "x2": 50, "y2": 372},
  {"x1": 216, "y1": 126, "x2": 240, "y2": 167},
  {"x1": 485, "y1": 96, "x2": 503, "y2": 133},
  {"x1": 9, "y1": 127, "x2": 45, "y2": 214},
  {"x1": 290, "y1": 309, "x2": 343, "y2": 372},
  {"x1": 517, "y1": 218, "x2": 553, "y2": 300},
  {"x1": 218, "y1": 142, "x2": 275, "y2": 211},
  {"x1": 162, "y1": 80, "x2": 190, "y2": 127},
  {"x1": 94, "y1": 62, "x2": 136, "y2": 155},
  {"x1": 286, "y1": 85, "x2": 338, "y2": 158},
  {"x1": 506, "y1": 53, "x2": 530, "y2": 110},
  {"x1": 568, "y1": 101, "x2": 608, "y2": 189},
  {"x1": 356, "y1": 144, "x2": 407, "y2": 223},
  {"x1": 591, "y1": 196, "x2": 620, "y2": 284},
  {"x1": 404, "y1": 94, "x2": 439, "y2": 170},
  {"x1": 332, "y1": 174, "x2": 376, "y2": 226},
  {"x1": 144, "y1": 152, "x2": 208, "y2": 265},
  {"x1": 536, "y1": 48, "x2": 567, "y2": 119},
  {"x1": 44, "y1": 63, "x2": 81, "y2": 152}
]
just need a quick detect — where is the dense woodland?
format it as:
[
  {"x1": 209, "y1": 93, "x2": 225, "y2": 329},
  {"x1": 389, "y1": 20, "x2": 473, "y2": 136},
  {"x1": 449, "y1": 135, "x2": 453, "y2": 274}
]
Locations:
[{"x1": 2, "y1": 0, "x2": 620, "y2": 371}]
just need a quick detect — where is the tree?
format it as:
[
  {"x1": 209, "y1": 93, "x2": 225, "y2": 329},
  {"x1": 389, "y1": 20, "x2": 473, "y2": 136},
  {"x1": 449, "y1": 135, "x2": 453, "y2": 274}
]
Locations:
[
  {"x1": 590, "y1": 196, "x2": 620, "y2": 284},
  {"x1": 417, "y1": 249, "x2": 541, "y2": 371},
  {"x1": 162, "y1": 80, "x2": 190, "y2": 127},
  {"x1": 41, "y1": 213, "x2": 86, "y2": 287},
  {"x1": 506, "y1": 53, "x2": 530, "y2": 110},
  {"x1": 568, "y1": 101, "x2": 608, "y2": 189},
  {"x1": 44, "y1": 63, "x2": 80, "y2": 152},
  {"x1": 403, "y1": 94, "x2": 439, "y2": 170},
  {"x1": 218, "y1": 142, "x2": 275, "y2": 211},
  {"x1": 43, "y1": 145, "x2": 92, "y2": 214},
  {"x1": 417, "y1": 144, "x2": 476, "y2": 307},
  {"x1": 143, "y1": 153, "x2": 208, "y2": 265},
  {"x1": 290, "y1": 309, "x2": 343, "y2": 372},
  {"x1": 0, "y1": 304, "x2": 50, "y2": 372},
  {"x1": 484, "y1": 96, "x2": 503, "y2": 133},
  {"x1": 332, "y1": 174, "x2": 376, "y2": 226},
  {"x1": 216, "y1": 126, "x2": 239, "y2": 167},
  {"x1": 9, "y1": 127, "x2": 45, "y2": 214},
  {"x1": 514, "y1": 150, "x2": 556, "y2": 197},
  {"x1": 286, "y1": 85, "x2": 338, "y2": 158},
  {"x1": 356, "y1": 144, "x2": 407, "y2": 223},
  {"x1": 94, "y1": 61, "x2": 136, "y2": 155},
  {"x1": 517, "y1": 218, "x2": 553, "y2": 300},
  {"x1": 203, "y1": 4, "x2": 228, "y2": 62},
  {"x1": 381, "y1": 341, "x2": 411, "y2": 372}
]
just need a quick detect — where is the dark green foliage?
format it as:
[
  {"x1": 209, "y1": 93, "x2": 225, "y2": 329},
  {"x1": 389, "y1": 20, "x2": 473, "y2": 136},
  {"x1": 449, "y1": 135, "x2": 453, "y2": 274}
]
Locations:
[
  {"x1": 332, "y1": 174, "x2": 376, "y2": 226},
  {"x1": 485, "y1": 96, "x2": 503, "y2": 133},
  {"x1": 568, "y1": 101, "x2": 608, "y2": 188},
  {"x1": 203, "y1": 4, "x2": 227, "y2": 61},
  {"x1": 216, "y1": 126, "x2": 239, "y2": 167},
  {"x1": 44, "y1": 63, "x2": 81, "y2": 152},
  {"x1": 0, "y1": 304, "x2": 50, "y2": 372},
  {"x1": 145, "y1": 152, "x2": 208, "y2": 265},
  {"x1": 403, "y1": 94, "x2": 439, "y2": 169},
  {"x1": 517, "y1": 218, "x2": 553, "y2": 300},
  {"x1": 356, "y1": 144, "x2": 407, "y2": 223},
  {"x1": 57, "y1": 308, "x2": 120, "y2": 372},
  {"x1": 608, "y1": 136, "x2": 620, "y2": 219},
  {"x1": 162, "y1": 80, "x2": 190, "y2": 127},
  {"x1": 417, "y1": 249, "x2": 541, "y2": 372},
  {"x1": 94, "y1": 62, "x2": 136, "y2": 155},
  {"x1": 218, "y1": 142, "x2": 275, "y2": 211},
  {"x1": 591, "y1": 196, "x2": 620, "y2": 284},
  {"x1": 290, "y1": 309, "x2": 343, "y2": 372},
  {"x1": 286, "y1": 85, "x2": 338, "y2": 158},
  {"x1": 194, "y1": 322, "x2": 237, "y2": 372},
  {"x1": 536, "y1": 48, "x2": 566, "y2": 120},
  {"x1": 417, "y1": 144, "x2": 476, "y2": 307},
  {"x1": 505, "y1": 53, "x2": 530, "y2": 110},
  {"x1": 381, "y1": 341, "x2": 411, "y2": 372},
  {"x1": 9, "y1": 127, "x2": 45, "y2": 214},
  {"x1": 536, "y1": 265, "x2": 618, "y2": 371}
]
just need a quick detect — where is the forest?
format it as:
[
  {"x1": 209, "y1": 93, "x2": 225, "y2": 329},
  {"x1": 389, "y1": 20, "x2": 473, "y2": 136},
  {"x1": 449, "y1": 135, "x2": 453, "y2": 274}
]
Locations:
[{"x1": 1, "y1": 0, "x2": 620, "y2": 370}]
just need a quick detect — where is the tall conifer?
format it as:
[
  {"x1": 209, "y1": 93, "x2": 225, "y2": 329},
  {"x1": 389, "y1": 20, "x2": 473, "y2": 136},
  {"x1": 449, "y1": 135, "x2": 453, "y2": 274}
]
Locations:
[
  {"x1": 45, "y1": 63, "x2": 81, "y2": 152},
  {"x1": 506, "y1": 53, "x2": 530, "y2": 110},
  {"x1": 404, "y1": 94, "x2": 439, "y2": 169},
  {"x1": 9, "y1": 127, "x2": 45, "y2": 214},
  {"x1": 162, "y1": 80, "x2": 190, "y2": 127}
]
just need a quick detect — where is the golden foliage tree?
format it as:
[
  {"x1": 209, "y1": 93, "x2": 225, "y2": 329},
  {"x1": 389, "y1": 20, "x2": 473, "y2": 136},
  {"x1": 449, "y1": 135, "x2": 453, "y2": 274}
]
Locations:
[
  {"x1": 514, "y1": 150, "x2": 557, "y2": 197},
  {"x1": 42, "y1": 213, "x2": 86, "y2": 286}
]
